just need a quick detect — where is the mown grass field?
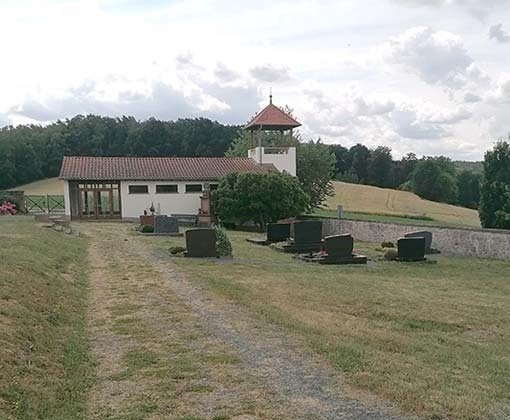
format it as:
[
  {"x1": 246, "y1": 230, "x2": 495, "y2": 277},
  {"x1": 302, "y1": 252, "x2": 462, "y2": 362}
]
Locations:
[
  {"x1": 10, "y1": 177, "x2": 64, "y2": 195},
  {"x1": 141, "y1": 229, "x2": 510, "y2": 420},
  {"x1": 326, "y1": 181, "x2": 481, "y2": 228},
  {"x1": 0, "y1": 217, "x2": 93, "y2": 419}
]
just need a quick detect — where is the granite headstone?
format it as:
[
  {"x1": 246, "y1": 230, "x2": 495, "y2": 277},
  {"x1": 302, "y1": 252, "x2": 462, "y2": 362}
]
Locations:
[
  {"x1": 397, "y1": 237, "x2": 426, "y2": 262},
  {"x1": 154, "y1": 215, "x2": 179, "y2": 234},
  {"x1": 404, "y1": 230, "x2": 433, "y2": 254},
  {"x1": 267, "y1": 223, "x2": 291, "y2": 242},
  {"x1": 185, "y1": 228, "x2": 217, "y2": 258}
]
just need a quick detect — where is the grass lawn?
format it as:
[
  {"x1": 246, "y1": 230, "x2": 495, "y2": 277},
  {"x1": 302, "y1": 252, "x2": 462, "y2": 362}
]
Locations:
[
  {"x1": 0, "y1": 217, "x2": 93, "y2": 419},
  {"x1": 312, "y1": 208, "x2": 474, "y2": 228},
  {"x1": 326, "y1": 181, "x2": 481, "y2": 228},
  {"x1": 141, "y1": 229, "x2": 510, "y2": 419}
]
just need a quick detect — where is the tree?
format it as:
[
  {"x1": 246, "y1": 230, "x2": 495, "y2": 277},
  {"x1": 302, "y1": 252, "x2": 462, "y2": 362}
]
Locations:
[
  {"x1": 328, "y1": 144, "x2": 350, "y2": 178},
  {"x1": 349, "y1": 144, "x2": 371, "y2": 183},
  {"x1": 296, "y1": 140, "x2": 336, "y2": 211},
  {"x1": 392, "y1": 152, "x2": 418, "y2": 188},
  {"x1": 479, "y1": 140, "x2": 510, "y2": 229},
  {"x1": 368, "y1": 146, "x2": 393, "y2": 187},
  {"x1": 212, "y1": 171, "x2": 309, "y2": 229},
  {"x1": 457, "y1": 170, "x2": 481, "y2": 209},
  {"x1": 410, "y1": 157, "x2": 458, "y2": 204}
]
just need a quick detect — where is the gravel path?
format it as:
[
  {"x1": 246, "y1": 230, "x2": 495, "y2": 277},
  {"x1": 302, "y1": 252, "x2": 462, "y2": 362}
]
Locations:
[{"x1": 134, "y1": 246, "x2": 415, "y2": 420}]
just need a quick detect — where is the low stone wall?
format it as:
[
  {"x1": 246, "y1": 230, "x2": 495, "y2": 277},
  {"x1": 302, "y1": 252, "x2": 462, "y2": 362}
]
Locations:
[{"x1": 321, "y1": 218, "x2": 510, "y2": 261}]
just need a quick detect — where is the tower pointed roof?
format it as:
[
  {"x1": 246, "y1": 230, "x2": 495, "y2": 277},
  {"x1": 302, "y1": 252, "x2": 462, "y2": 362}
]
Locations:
[{"x1": 244, "y1": 96, "x2": 301, "y2": 131}]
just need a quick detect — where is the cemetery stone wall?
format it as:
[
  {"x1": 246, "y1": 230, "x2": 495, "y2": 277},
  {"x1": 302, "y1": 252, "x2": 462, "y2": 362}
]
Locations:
[{"x1": 321, "y1": 218, "x2": 510, "y2": 261}]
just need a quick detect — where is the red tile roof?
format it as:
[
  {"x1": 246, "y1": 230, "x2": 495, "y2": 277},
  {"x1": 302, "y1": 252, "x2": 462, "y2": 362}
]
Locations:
[
  {"x1": 59, "y1": 156, "x2": 275, "y2": 181},
  {"x1": 244, "y1": 103, "x2": 301, "y2": 131}
]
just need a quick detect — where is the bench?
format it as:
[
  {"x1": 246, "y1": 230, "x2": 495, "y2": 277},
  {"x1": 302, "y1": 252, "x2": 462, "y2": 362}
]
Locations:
[{"x1": 171, "y1": 214, "x2": 199, "y2": 226}]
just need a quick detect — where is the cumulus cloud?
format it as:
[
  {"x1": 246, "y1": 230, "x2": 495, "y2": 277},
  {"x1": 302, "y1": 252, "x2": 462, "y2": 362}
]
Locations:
[
  {"x1": 392, "y1": 108, "x2": 448, "y2": 140},
  {"x1": 249, "y1": 65, "x2": 290, "y2": 82},
  {"x1": 214, "y1": 63, "x2": 240, "y2": 82},
  {"x1": 489, "y1": 23, "x2": 510, "y2": 43},
  {"x1": 464, "y1": 92, "x2": 482, "y2": 103},
  {"x1": 384, "y1": 26, "x2": 473, "y2": 88},
  {"x1": 9, "y1": 74, "x2": 260, "y2": 126}
]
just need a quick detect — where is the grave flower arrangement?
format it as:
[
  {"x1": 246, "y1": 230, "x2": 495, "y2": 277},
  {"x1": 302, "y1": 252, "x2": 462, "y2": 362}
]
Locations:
[{"x1": 0, "y1": 202, "x2": 17, "y2": 215}]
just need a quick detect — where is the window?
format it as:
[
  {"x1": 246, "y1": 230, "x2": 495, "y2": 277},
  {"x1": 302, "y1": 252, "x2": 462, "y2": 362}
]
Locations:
[
  {"x1": 129, "y1": 185, "x2": 149, "y2": 194},
  {"x1": 209, "y1": 184, "x2": 219, "y2": 191},
  {"x1": 185, "y1": 184, "x2": 203, "y2": 193},
  {"x1": 156, "y1": 184, "x2": 178, "y2": 194}
]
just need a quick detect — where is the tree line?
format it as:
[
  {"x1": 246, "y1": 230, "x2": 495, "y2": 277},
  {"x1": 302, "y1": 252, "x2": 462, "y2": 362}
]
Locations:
[
  {"x1": 329, "y1": 144, "x2": 482, "y2": 209},
  {"x1": 0, "y1": 115, "x2": 239, "y2": 189}
]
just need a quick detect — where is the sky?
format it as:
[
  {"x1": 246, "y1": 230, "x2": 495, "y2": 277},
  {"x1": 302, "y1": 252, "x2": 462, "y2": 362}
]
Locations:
[{"x1": 1, "y1": 0, "x2": 510, "y2": 160}]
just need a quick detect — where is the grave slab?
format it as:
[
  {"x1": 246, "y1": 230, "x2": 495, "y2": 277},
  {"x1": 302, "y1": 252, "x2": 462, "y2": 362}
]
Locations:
[
  {"x1": 397, "y1": 237, "x2": 426, "y2": 262},
  {"x1": 404, "y1": 230, "x2": 433, "y2": 253},
  {"x1": 185, "y1": 228, "x2": 218, "y2": 258}
]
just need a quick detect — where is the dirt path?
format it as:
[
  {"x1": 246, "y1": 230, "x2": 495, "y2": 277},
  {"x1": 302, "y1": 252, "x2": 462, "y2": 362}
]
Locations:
[
  {"x1": 83, "y1": 223, "x2": 412, "y2": 419},
  {"x1": 83, "y1": 224, "x2": 285, "y2": 419}
]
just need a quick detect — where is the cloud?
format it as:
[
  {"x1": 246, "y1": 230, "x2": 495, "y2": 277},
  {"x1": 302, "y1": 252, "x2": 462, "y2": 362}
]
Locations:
[
  {"x1": 214, "y1": 63, "x2": 240, "y2": 82},
  {"x1": 9, "y1": 75, "x2": 259, "y2": 126},
  {"x1": 392, "y1": 108, "x2": 448, "y2": 140},
  {"x1": 384, "y1": 26, "x2": 473, "y2": 88},
  {"x1": 464, "y1": 92, "x2": 482, "y2": 103},
  {"x1": 489, "y1": 23, "x2": 510, "y2": 43},
  {"x1": 249, "y1": 65, "x2": 290, "y2": 82},
  {"x1": 393, "y1": 0, "x2": 510, "y2": 20}
]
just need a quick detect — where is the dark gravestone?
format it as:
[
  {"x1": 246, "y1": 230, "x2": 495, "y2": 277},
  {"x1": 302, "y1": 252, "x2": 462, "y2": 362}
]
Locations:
[
  {"x1": 297, "y1": 233, "x2": 367, "y2": 264},
  {"x1": 185, "y1": 228, "x2": 217, "y2": 258},
  {"x1": 279, "y1": 220, "x2": 323, "y2": 253},
  {"x1": 267, "y1": 223, "x2": 291, "y2": 242},
  {"x1": 293, "y1": 220, "x2": 323, "y2": 244},
  {"x1": 247, "y1": 222, "x2": 291, "y2": 245},
  {"x1": 154, "y1": 215, "x2": 179, "y2": 234},
  {"x1": 397, "y1": 237, "x2": 426, "y2": 262},
  {"x1": 324, "y1": 234, "x2": 353, "y2": 257},
  {"x1": 404, "y1": 231, "x2": 433, "y2": 253}
]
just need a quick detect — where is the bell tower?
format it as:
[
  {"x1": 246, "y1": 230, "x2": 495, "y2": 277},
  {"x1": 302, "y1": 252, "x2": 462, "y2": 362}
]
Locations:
[{"x1": 244, "y1": 95, "x2": 300, "y2": 176}]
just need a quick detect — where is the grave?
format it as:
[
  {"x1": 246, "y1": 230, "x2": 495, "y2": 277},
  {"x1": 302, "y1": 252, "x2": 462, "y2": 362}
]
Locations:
[
  {"x1": 246, "y1": 222, "x2": 291, "y2": 245},
  {"x1": 404, "y1": 230, "x2": 439, "y2": 254},
  {"x1": 397, "y1": 237, "x2": 426, "y2": 262},
  {"x1": 154, "y1": 215, "x2": 180, "y2": 235},
  {"x1": 139, "y1": 215, "x2": 155, "y2": 227},
  {"x1": 276, "y1": 220, "x2": 323, "y2": 253},
  {"x1": 297, "y1": 234, "x2": 367, "y2": 264},
  {"x1": 184, "y1": 228, "x2": 218, "y2": 258}
]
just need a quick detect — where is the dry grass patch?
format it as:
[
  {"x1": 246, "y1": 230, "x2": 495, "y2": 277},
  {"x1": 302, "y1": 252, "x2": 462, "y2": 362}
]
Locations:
[
  {"x1": 325, "y1": 181, "x2": 481, "y2": 228},
  {"x1": 143, "y1": 229, "x2": 510, "y2": 419}
]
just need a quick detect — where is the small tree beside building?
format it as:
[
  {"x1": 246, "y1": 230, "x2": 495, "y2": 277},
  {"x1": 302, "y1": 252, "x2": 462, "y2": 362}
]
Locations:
[{"x1": 212, "y1": 171, "x2": 309, "y2": 229}]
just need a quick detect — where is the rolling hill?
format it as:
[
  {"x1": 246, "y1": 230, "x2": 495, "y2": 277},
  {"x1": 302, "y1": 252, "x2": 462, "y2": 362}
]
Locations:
[
  {"x1": 326, "y1": 181, "x2": 481, "y2": 228},
  {"x1": 10, "y1": 178, "x2": 64, "y2": 195}
]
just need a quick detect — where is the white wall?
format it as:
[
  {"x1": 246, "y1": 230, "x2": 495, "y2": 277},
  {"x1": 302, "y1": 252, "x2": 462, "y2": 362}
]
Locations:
[
  {"x1": 248, "y1": 146, "x2": 296, "y2": 176},
  {"x1": 63, "y1": 180, "x2": 71, "y2": 217},
  {"x1": 120, "y1": 180, "x2": 215, "y2": 218}
]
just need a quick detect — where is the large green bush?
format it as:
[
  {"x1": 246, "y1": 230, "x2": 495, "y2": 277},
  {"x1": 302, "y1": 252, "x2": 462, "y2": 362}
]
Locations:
[{"x1": 212, "y1": 171, "x2": 309, "y2": 229}]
